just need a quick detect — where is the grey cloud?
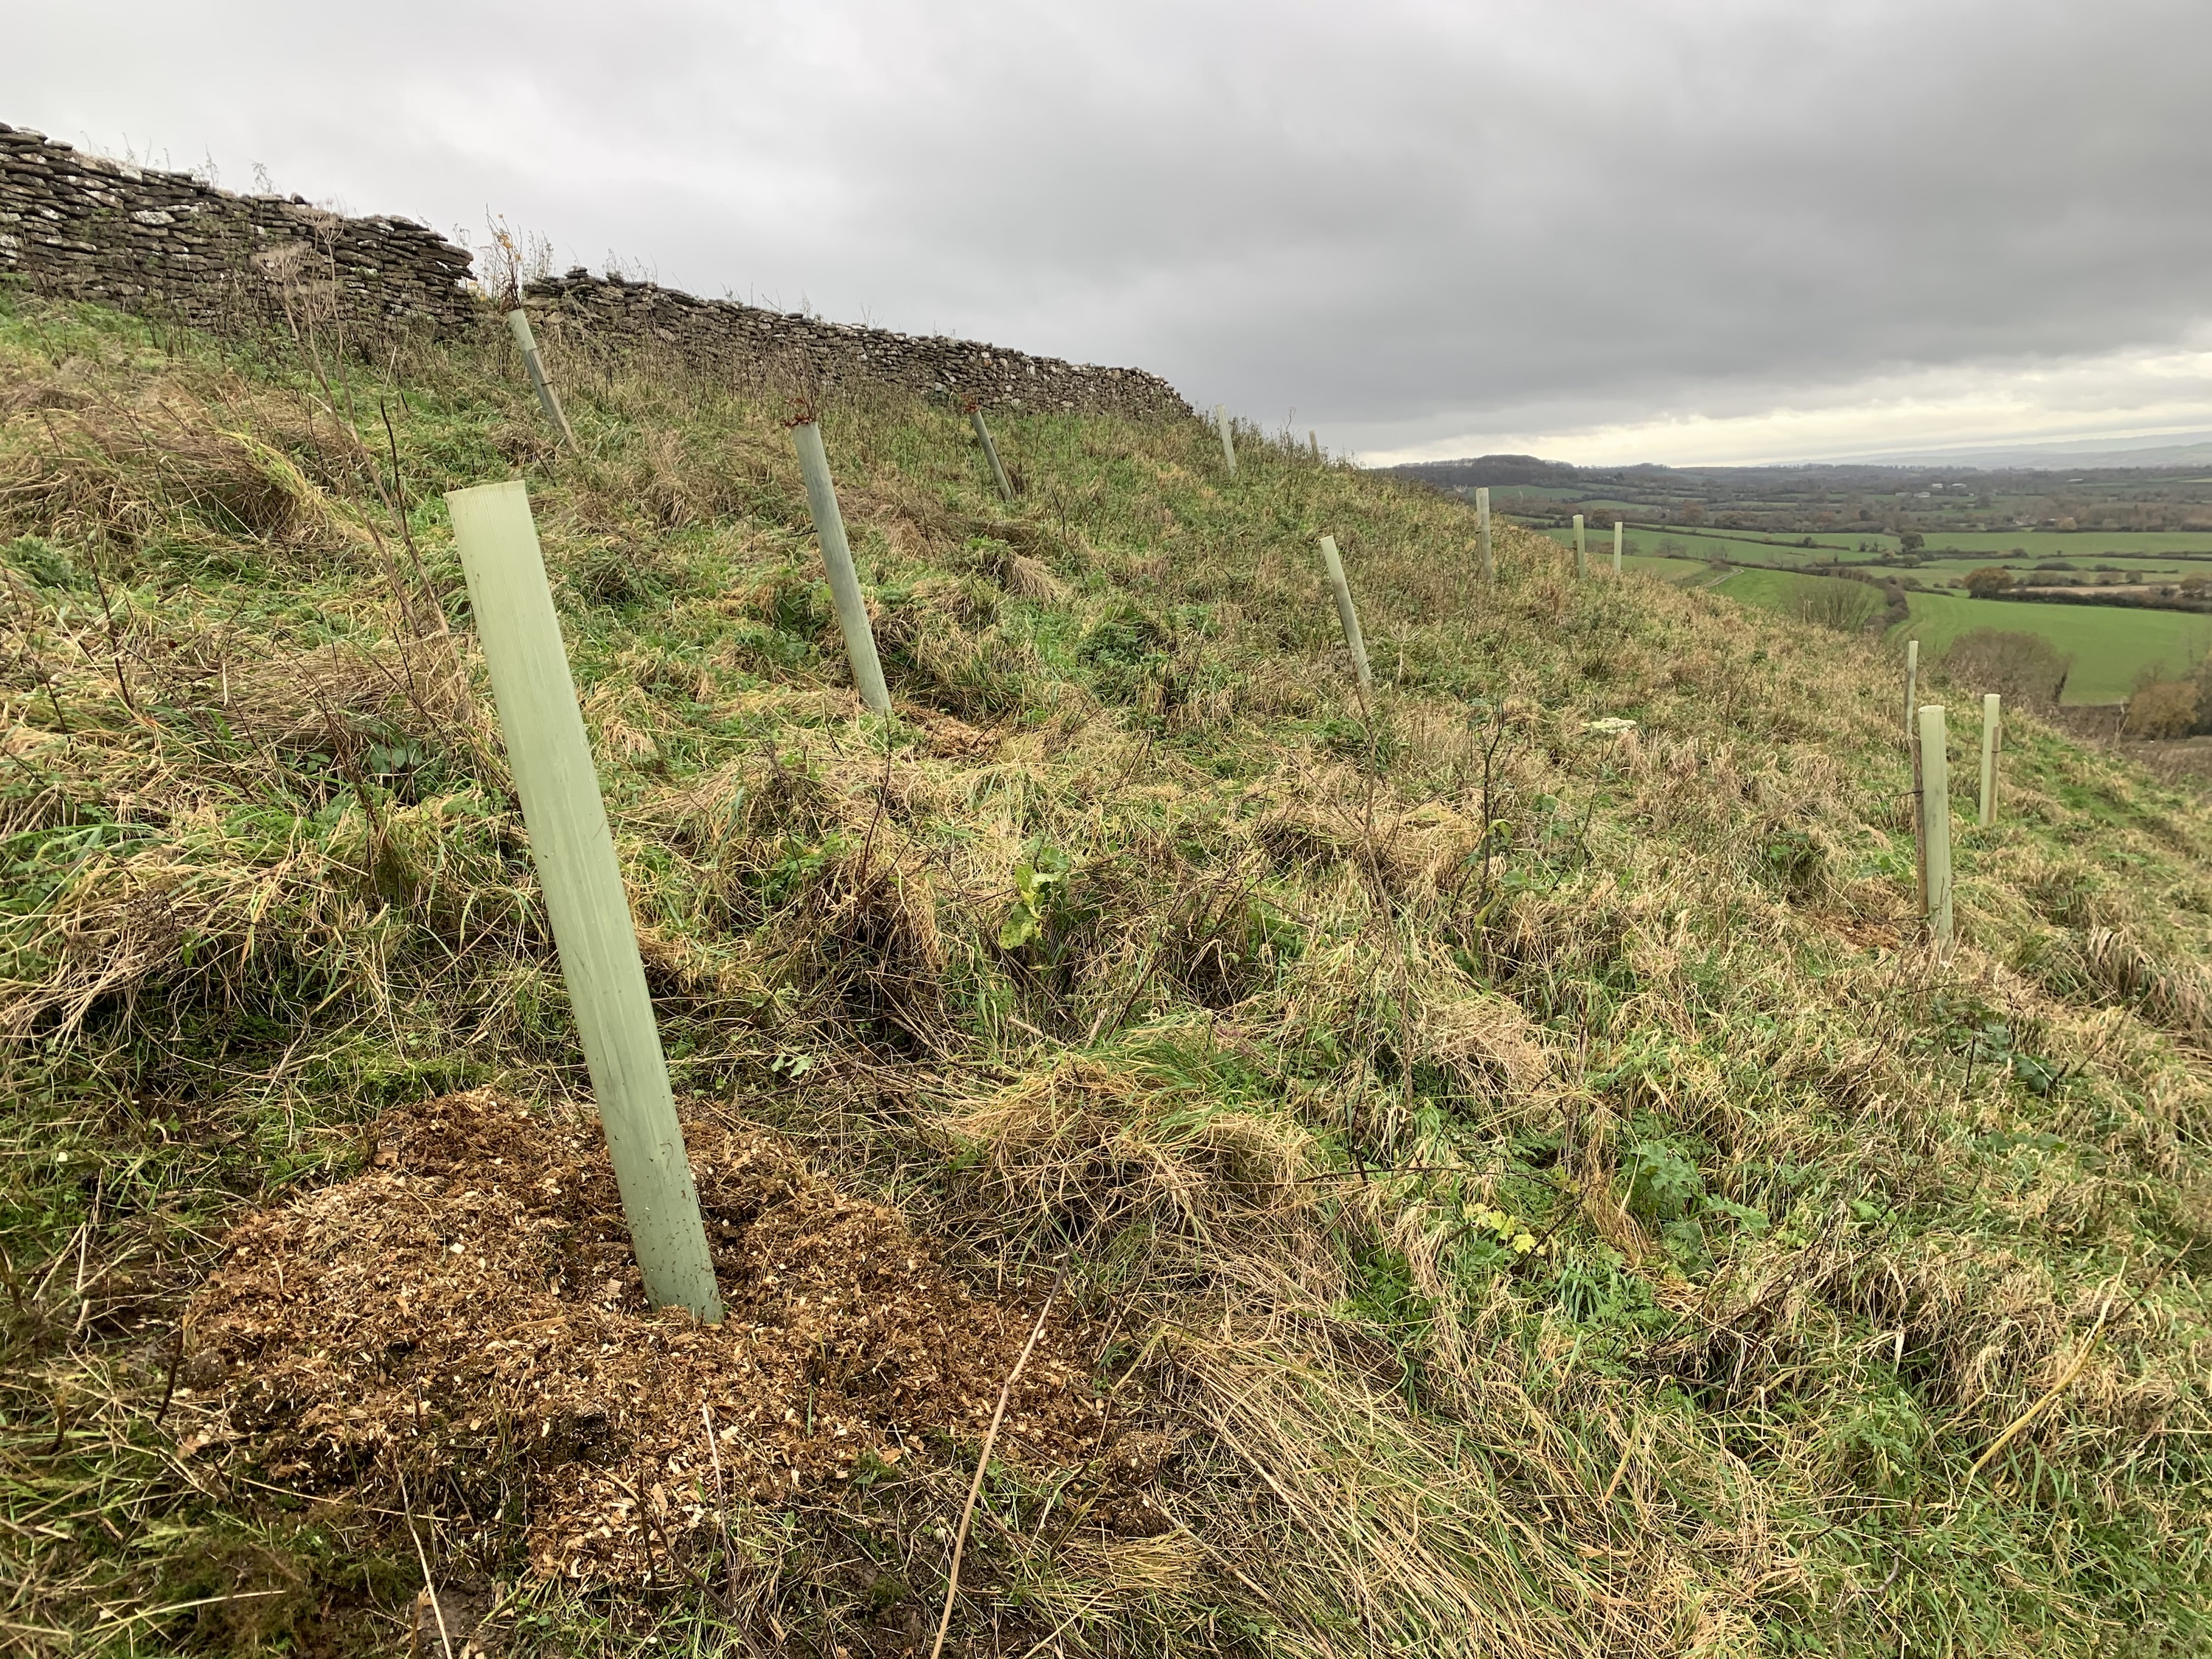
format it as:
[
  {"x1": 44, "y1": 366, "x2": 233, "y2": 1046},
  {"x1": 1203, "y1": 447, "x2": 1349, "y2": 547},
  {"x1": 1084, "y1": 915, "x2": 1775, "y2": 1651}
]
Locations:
[{"x1": 7, "y1": 0, "x2": 2208, "y2": 456}]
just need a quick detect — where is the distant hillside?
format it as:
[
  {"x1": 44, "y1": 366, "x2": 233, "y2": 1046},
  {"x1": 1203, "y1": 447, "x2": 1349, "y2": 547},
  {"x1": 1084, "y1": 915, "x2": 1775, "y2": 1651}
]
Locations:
[
  {"x1": 1859, "y1": 432, "x2": 2212, "y2": 470},
  {"x1": 1390, "y1": 453, "x2": 1596, "y2": 489},
  {"x1": 1390, "y1": 453, "x2": 2212, "y2": 493}
]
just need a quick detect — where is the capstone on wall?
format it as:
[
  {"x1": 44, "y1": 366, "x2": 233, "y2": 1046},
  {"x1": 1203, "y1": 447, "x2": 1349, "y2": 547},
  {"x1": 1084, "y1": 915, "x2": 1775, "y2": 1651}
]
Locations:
[{"x1": 0, "y1": 118, "x2": 1192, "y2": 422}]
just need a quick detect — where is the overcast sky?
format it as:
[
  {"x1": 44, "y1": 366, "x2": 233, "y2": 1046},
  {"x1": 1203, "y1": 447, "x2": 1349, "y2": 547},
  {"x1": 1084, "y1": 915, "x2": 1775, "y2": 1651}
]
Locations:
[{"x1": 10, "y1": 1, "x2": 2211, "y2": 465}]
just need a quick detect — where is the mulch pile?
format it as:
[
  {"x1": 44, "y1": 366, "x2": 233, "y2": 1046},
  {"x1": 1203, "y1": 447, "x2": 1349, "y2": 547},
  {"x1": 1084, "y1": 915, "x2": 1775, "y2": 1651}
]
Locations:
[{"x1": 183, "y1": 1091, "x2": 1107, "y2": 1583}]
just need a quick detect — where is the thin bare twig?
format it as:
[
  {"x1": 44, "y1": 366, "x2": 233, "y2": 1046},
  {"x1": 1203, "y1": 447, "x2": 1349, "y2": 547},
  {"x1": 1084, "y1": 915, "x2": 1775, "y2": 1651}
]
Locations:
[
  {"x1": 702, "y1": 1402, "x2": 744, "y2": 1610},
  {"x1": 928, "y1": 1273, "x2": 1062, "y2": 1659},
  {"x1": 396, "y1": 1472, "x2": 455, "y2": 1659}
]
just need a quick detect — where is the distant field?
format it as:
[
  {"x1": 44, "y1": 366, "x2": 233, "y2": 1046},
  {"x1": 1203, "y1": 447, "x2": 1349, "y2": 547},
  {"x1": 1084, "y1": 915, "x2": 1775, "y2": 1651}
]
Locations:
[
  {"x1": 1536, "y1": 521, "x2": 2212, "y2": 584},
  {"x1": 1536, "y1": 525, "x2": 1896, "y2": 563},
  {"x1": 1538, "y1": 524, "x2": 2212, "y2": 571},
  {"x1": 1916, "y1": 529, "x2": 2212, "y2": 558},
  {"x1": 1909, "y1": 555, "x2": 2211, "y2": 581},
  {"x1": 1530, "y1": 521, "x2": 2212, "y2": 699},
  {"x1": 1622, "y1": 554, "x2": 1718, "y2": 584},
  {"x1": 1624, "y1": 525, "x2": 1903, "y2": 562},
  {"x1": 1713, "y1": 567, "x2": 1849, "y2": 606},
  {"x1": 1711, "y1": 569, "x2": 2212, "y2": 703},
  {"x1": 1885, "y1": 593, "x2": 2212, "y2": 704},
  {"x1": 1712, "y1": 567, "x2": 1882, "y2": 624}
]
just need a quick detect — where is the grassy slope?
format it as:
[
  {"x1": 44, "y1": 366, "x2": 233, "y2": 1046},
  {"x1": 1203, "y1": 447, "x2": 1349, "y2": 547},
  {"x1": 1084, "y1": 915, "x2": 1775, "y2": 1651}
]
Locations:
[{"x1": 3, "y1": 292, "x2": 2211, "y2": 1657}]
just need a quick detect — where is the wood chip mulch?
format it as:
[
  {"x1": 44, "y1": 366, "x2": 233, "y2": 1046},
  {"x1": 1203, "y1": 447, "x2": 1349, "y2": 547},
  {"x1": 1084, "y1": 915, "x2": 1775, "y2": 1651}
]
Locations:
[{"x1": 182, "y1": 1091, "x2": 1104, "y2": 1583}]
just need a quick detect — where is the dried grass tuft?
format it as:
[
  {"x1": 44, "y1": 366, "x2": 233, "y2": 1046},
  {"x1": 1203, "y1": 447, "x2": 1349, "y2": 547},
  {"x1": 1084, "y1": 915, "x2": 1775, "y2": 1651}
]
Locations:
[
  {"x1": 2083, "y1": 924, "x2": 2212, "y2": 1038},
  {"x1": 939, "y1": 1057, "x2": 1312, "y2": 1254}
]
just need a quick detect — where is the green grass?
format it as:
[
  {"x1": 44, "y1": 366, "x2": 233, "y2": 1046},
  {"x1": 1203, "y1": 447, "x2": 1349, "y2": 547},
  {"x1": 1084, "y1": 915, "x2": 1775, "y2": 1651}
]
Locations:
[
  {"x1": 1711, "y1": 565, "x2": 1870, "y2": 614},
  {"x1": 1711, "y1": 566, "x2": 2212, "y2": 701},
  {"x1": 4, "y1": 291, "x2": 2211, "y2": 1657},
  {"x1": 1540, "y1": 526, "x2": 2212, "y2": 563},
  {"x1": 1909, "y1": 555, "x2": 2212, "y2": 580},
  {"x1": 1918, "y1": 529, "x2": 2212, "y2": 558},
  {"x1": 1888, "y1": 591, "x2": 2212, "y2": 703},
  {"x1": 1621, "y1": 554, "x2": 1719, "y2": 585},
  {"x1": 1551, "y1": 524, "x2": 2212, "y2": 577},
  {"x1": 1537, "y1": 524, "x2": 1901, "y2": 563}
]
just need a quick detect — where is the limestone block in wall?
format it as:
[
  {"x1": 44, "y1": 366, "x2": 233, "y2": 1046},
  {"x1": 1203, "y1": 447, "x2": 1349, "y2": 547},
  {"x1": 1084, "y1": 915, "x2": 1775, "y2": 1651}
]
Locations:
[
  {"x1": 0, "y1": 117, "x2": 480, "y2": 340},
  {"x1": 1, "y1": 115, "x2": 1190, "y2": 416}
]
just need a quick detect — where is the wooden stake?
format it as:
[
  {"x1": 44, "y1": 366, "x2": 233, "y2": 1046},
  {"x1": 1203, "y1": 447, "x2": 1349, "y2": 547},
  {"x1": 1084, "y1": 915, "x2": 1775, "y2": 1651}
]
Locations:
[
  {"x1": 445, "y1": 481, "x2": 721, "y2": 1321},
  {"x1": 1476, "y1": 487, "x2": 1494, "y2": 582},
  {"x1": 791, "y1": 422, "x2": 893, "y2": 717},
  {"x1": 1613, "y1": 520, "x2": 1623, "y2": 574},
  {"x1": 1912, "y1": 755, "x2": 1929, "y2": 922},
  {"x1": 1317, "y1": 535, "x2": 1373, "y2": 692},
  {"x1": 1904, "y1": 639, "x2": 1919, "y2": 745},
  {"x1": 1215, "y1": 403, "x2": 1237, "y2": 476},
  {"x1": 1979, "y1": 692, "x2": 2000, "y2": 827},
  {"x1": 1919, "y1": 703, "x2": 1953, "y2": 949},
  {"x1": 969, "y1": 408, "x2": 1015, "y2": 502},
  {"x1": 1573, "y1": 514, "x2": 1587, "y2": 577},
  {"x1": 507, "y1": 308, "x2": 578, "y2": 448}
]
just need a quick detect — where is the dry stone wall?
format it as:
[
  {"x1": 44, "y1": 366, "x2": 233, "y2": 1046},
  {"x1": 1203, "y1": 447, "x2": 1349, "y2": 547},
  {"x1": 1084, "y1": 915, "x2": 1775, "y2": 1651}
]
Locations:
[
  {"x1": 0, "y1": 117, "x2": 1192, "y2": 422},
  {"x1": 0, "y1": 122, "x2": 476, "y2": 336},
  {"x1": 520, "y1": 271, "x2": 1192, "y2": 422}
]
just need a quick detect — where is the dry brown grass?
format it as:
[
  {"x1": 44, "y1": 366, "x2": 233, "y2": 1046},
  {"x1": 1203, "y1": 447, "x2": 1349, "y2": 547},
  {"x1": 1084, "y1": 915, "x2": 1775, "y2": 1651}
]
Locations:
[{"x1": 3, "y1": 293, "x2": 2210, "y2": 1655}]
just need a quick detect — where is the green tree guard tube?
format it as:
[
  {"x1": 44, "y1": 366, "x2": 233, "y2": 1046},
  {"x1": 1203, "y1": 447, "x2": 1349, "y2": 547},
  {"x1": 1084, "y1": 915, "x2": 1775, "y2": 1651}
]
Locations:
[
  {"x1": 1979, "y1": 693, "x2": 2000, "y2": 827},
  {"x1": 507, "y1": 308, "x2": 579, "y2": 448},
  {"x1": 970, "y1": 408, "x2": 1015, "y2": 502},
  {"x1": 791, "y1": 422, "x2": 893, "y2": 717},
  {"x1": 1919, "y1": 703, "x2": 1954, "y2": 949},
  {"x1": 1318, "y1": 534, "x2": 1373, "y2": 692},
  {"x1": 446, "y1": 480, "x2": 722, "y2": 1320}
]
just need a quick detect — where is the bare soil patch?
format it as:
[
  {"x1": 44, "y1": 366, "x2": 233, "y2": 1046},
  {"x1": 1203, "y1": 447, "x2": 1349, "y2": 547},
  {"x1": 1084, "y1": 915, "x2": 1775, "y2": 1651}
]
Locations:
[{"x1": 183, "y1": 1092, "x2": 1105, "y2": 1585}]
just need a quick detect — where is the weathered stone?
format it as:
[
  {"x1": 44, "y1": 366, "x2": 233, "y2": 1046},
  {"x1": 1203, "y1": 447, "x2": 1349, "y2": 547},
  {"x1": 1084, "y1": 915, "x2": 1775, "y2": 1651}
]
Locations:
[{"x1": 0, "y1": 116, "x2": 1192, "y2": 421}]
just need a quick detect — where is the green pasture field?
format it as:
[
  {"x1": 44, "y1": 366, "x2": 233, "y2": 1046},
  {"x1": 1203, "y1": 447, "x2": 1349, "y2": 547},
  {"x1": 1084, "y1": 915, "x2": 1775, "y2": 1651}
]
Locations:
[
  {"x1": 1538, "y1": 524, "x2": 1899, "y2": 564},
  {"x1": 1711, "y1": 566, "x2": 1882, "y2": 624},
  {"x1": 1545, "y1": 523, "x2": 2212, "y2": 591},
  {"x1": 1717, "y1": 566, "x2": 2212, "y2": 703},
  {"x1": 1917, "y1": 529, "x2": 2212, "y2": 558},
  {"x1": 1885, "y1": 592, "x2": 2212, "y2": 703},
  {"x1": 1632, "y1": 526, "x2": 1902, "y2": 561},
  {"x1": 1621, "y1": 554, "x2": 1719, "y2": 584},
  {"x1": 1908, "y1": 555, "x2": 2212, "y2": 582},
  {"x1": 1562, "y1": 526, "x2": 2212, "y2": 573}
]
